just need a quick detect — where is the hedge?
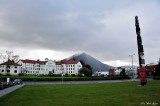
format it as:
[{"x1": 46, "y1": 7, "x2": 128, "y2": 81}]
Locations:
[
  {"x1": 153, "y1": 76, "x2": 160, "y2": 80},
  {"x1": 0, "y1": 75, "x2": 130, "y2": 81}
]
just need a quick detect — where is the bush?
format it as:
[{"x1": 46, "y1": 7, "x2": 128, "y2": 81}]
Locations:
[
  {"x1": 153, "y1": 76, "x2": 160, "y2": 80},
  {"x1": 0, "y1": 75, "x2": 131, "y2": 82},
  {"x1": 18, "y1": 73, "x2": 25, "y2": 76},
  {"x1": 71, "y1": 74, "x2": 76, "y2": 77}
]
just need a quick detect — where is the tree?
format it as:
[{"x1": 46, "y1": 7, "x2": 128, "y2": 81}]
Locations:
[
  {"x1": 154, "y1": 61, "x2": 160, "y2": 76},
  {"x1": 85, "y1": 64, "x2": 92, "y2": 71},
  {"x1": 120, "y1": 68, "x2": 126, "y2": 76},
  {"x1": 79, "y1": 67, "x2": 92, "y2": 77},
  {"x1": 79, "y1": 61, "x2": 92, "y2": 76},
  {"x1": 80, "y1": 60, "x2": 85, "y2": 67}
]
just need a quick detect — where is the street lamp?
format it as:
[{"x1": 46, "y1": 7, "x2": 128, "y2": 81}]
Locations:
[
  {"x1": 61, "y1": 72, "x2": 63, "y2": 84},
  {"x1": 129, "y1": 54, "x2": 135, "y2": 79}
]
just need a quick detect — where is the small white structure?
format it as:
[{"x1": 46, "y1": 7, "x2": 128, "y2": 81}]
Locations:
[
  {"x1": 0, "y1": 59, "x2": 21, "y2": 75},
  {"x1": 114, "y1": 69, "x2": 122, "y2": 75},
  {"x1": 94, "y1": 71, "x2": 109, "y2": 77}
]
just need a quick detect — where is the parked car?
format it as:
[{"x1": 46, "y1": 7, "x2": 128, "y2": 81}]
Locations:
[{"x1": 13, "y1": 79, "x2": 22, "y2": 85}]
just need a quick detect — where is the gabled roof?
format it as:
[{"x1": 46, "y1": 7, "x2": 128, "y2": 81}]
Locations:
[
  {"x1": 55, "y1": 60, "x2": 78, "y2": 65},
  {"x1": 0, "y1": 59, "x2": 21, "y2": 66},
  {"x1": 20, "y1": 59, "x2": 46, "y2": 65}
]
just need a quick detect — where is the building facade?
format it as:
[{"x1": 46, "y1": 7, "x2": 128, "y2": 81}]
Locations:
[
  {"x1": 144, "y1": 63, "x2": 157, "y2": 77},
  {"x1": 18, "y1": 59, "x2": 56, "y2": 75},
  {"x1": 0, "y1": 59, "x2": 21, "y2": 75},
  {"x1": 0, "y1": 59, "x2": 82, "y2": 76},
  {"x1": 55, "y1": 60, "x2": 82, "y2": 75}
]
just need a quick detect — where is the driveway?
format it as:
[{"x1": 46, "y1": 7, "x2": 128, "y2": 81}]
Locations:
[{"x1": 23, "y1": 79, "x2": 140, "y2": 85}]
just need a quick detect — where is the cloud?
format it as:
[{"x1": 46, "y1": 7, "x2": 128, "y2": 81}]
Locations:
[{"x1": 0, "y1": 0, "x2": 160, "y2": 66}]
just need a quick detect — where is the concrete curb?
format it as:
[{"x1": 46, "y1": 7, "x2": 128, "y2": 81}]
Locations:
[{"x1": 0, "y1": 84, "x2": 24, "y2": 97}]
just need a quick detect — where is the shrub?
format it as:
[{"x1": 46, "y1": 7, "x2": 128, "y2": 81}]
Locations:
[
  {"x1": 153, "y1": 76, "x2": 160, "y2": 80},
  {"x1": 18, "y1": 73, "x2": 25, "y2": 76}
]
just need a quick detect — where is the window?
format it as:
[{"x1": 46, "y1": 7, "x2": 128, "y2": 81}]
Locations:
[
  {"x1": 2, "y1": 70, "x2": 4, "y2": 72},
  {"x1": 15, "y1": 66, "x2": 17, "y2": 68},
  {"x1": 7, "y1": 70, "x2": 10, "y2": 72},
  {"x1": 14, "y1": 70, "x2": 17, "y2": 73}
]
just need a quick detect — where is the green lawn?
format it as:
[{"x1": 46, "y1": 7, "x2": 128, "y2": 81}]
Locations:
[{"x1": 0, "y1": 80, "x2": 160, "y2": 106}]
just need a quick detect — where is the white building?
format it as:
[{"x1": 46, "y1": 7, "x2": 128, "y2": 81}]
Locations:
[
  {"x1": 0, "y1": 59, "x2": 21, "y2": 75},
  {"x1": 55, "y1": 60, "x2": 82, "y2": 75},
  {"x1": 118, "y1": 65, "x2": 138, "y2": 76},
  {"x1": 0, "y1": 59, "x2": 82, "y2": 76},
  {"x1": 114, "y1": 69, "x2": 122, "y2": 75},
  {"x1": 93, "y1": 71, "x2": 109, "y2": 77},
  {"x1": 18, "y1": 59, "x2": 56, "y2": 75}
]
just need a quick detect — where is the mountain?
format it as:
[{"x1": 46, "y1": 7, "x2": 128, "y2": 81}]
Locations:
[{"x1": 66, "y1": 53, "x2": 113, "y2": 73}]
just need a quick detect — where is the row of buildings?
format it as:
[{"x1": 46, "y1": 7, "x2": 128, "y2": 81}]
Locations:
[
  {"x1": 0, "y1": 57, "x2": 158, "y2": 77},
  {"x1": 0, "y1": 58, "x2": 82, "y2": 76},
  {"x1": 108, "y1": 63, "x2": 157, "y2": 78},
  {"x1": 93, "y1": 63, "x2": 157, "y2": 78}
]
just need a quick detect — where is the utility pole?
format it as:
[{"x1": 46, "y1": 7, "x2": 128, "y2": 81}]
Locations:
[
  {"x1": 135, "y1": 16, "x2": 147, "y2": 86},
  {"x1": 129, "y1": 54, "x2": 135, "y2": 79}
]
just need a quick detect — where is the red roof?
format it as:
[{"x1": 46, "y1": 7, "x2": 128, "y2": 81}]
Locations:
[
  {"x1": 0, "y1": 59, "x2": 21, "y2": 66},
  {"x1": 55, "y1": 60, "x2": 78, "y2": 65},
  {"x1": 20, "y1": 59, "x2": 46, "y2": 65}
]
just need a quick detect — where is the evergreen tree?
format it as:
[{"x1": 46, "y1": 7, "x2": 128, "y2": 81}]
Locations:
[
  {"x1": 79, "y1": 67, "x2": 92, "y2": 76},
  {"x1": 80, "y1": 60, "x2": 85, "y2": 67},
  {"x1": 85, "y1": 64, "x2": 92, "y2": 71},
  {"x1": 154, "y1": 60, "x2": 160, "y2": 76},
  {"x1": 120, "y1": 68, "x2": 126, "y2": 76}
]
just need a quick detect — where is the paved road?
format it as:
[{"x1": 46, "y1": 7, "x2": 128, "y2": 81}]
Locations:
[
  {"x1": 0, "y1": 84, "x2": 24, "y2": 97},
  {"x1": 23, "y1": 79, "x2": 140, "y2": 85}
]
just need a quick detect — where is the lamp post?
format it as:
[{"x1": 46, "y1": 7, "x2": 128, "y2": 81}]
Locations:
[
  {"x1": 61, "y1": 72, "x2": 63, "y2": 84},
  {"x1": 129, "y1": 54, "x2": 135, "y2": 79}
]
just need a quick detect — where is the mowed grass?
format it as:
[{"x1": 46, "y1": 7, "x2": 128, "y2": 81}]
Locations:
[{"x1": 0, "y1": 80, "x2": 160, "y2": 106}]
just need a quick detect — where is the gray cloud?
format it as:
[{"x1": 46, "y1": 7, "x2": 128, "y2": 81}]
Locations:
[{"x1": 0, "y1": 0, "x2": 160, "y2": 66}]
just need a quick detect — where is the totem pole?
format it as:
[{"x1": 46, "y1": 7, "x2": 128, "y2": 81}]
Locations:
[{"x1": 135, "y1": 16, "x2": 147, "y2": 86}]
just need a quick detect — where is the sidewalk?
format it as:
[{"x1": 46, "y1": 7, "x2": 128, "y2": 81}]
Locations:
[{"x1": 0, "y1": 84, "x2": 24, "y2": 97}]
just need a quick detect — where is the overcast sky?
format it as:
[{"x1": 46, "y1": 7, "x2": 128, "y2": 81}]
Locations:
[{"x1": 0, "y1": 0, "x2": 160, "y2": 67}]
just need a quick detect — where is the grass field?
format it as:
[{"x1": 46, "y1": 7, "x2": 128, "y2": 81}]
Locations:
[{"x1": 0, "y1": 80, "x2": 160, "y2": 106}]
